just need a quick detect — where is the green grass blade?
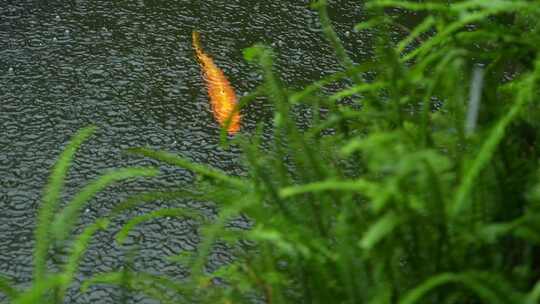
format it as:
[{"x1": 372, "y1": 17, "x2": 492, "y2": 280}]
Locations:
[
  {"x1": 289, "y1": 64, "x2": 373, "y2": 104},
  {"x1": 279, "y1": 179, "x2": 377, "y2": 198},
  {"x1": 185, "y1": 195, "x2": 253, "y2": 280},
  {"x1": 50, "y1": 167, "x2": 159, "y2": 241},
  {"x1": 109, "y1": 189, "x2": 202, "y2": 217},
  {"x1": 452, "y1": 72, "x2": 537, "y2": 217},
  {"x1": 366, "y1": 1, "x2": 448, "y2": 12},
  {"x1": 116, "y1": 208, "x2": 204, "y2": 244},
  {"x1": 367, "y1": 0, "x2": 537, "y2": 12},
  {"x1": 400, "y1": 273, "x2": 489, "y2": 304},
  {"x1": 329, "y1": 82, "x2": 386, "y2": 102},
  {"x1": 81, "y1": 272, "x2": 123, "y2": 292},
  {"x1": 526, "y1": 280, "x2": 540, "y2": 304},
  {"x1": 57, "y1": 219, "x2": 109, "y2": 298},
  {"x1": 359, "y1": 212, "x2": 401, "y2": 250},
  {"x1": 33, "y1": 126, "x2": 96, "y2": 282},
  {"x1": 396, "y1": 16, "x2": 435, "y2": 54},
  {"x1": 82, "y1": 271, "x2": 190, "y2": 304},
  {"x1": 0, "y1": 276, "x2": 18, "y2": 300},
  {"x1": 13, "y1": 275, "x2": 64, "y2": 304},
  {"x1": 354, "y1": 16, "x2": 390, "y2": 32},
  {"x1": 400, "y1": 271, "x2": 522, "y2": 304},
  {"x1": 127, "y1": 147, "x2": 248, "y2": 189},
  {"x1": 312, "y1": 0, "x2": 362, "y2": 84}
]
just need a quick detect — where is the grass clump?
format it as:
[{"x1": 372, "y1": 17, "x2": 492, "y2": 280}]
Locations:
[
  {"x1": 114, "y1": 1, "x2": 540, "y2": 302},
  {"x1": 3, "y1": 0, "x2": 540, "y2": 303},
  {"x1": 1, "y1": 127, "x2": 159, "y2": 303}
]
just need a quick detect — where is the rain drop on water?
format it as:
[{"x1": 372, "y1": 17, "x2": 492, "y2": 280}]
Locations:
[
  {"x1": 8, "y1": 67, "x2": 13, "y2": 73},
  {"x1": 55, "y1": 15, "x2": 60, "y2": 21}
]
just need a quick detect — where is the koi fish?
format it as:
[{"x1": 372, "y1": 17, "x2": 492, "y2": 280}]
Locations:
[{"x1": 192, "y1": 31, "x2": 241, "y2": 135}]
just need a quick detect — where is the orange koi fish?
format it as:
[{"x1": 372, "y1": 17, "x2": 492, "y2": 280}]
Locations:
[{"x1": 192, "y1": 31, "x2": 241, "y2": 135}]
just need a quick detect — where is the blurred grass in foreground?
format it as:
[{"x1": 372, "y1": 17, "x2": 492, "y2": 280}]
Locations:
[{"x1": 3, "y1": 0, "x2": 540, "y2": 303}]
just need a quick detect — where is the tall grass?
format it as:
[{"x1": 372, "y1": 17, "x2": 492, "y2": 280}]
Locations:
[
  {"x1": 2, "y1": 0, "x2": 540, "y2": 303},
  {"x1": 1, "y1": 127, "x2": 159, "y2": 303}
]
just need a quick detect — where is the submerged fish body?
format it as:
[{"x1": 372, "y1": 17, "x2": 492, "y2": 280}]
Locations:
[{"x1": 192, "y1": 31, "x2": 241, "y2": 135}]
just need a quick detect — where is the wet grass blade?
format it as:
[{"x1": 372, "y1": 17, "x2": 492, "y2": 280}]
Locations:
[
  {"x1": 109, "y1": 189, "x2": 203, "y2": 216},
  {"x1": 33, "y1": 126, "x2": 96, "y2": 282},
  {"x1": 452, "y1": 69, "x2": 538, "y2": 217},
  {"x1": 82, "y1": 271, "x2": 191, "y2": 304},
  {"x1": 50, "y1": 167, "x2": 160, "y2": 241},
  {"x1": 116, "y1": 208, "x2": 204, "y2": 244},
  {"x1": 400, "y1": 272, "x2": 523, "y2": 304},
  {"x1": 280, "y1": 179, "x2": 377, "y2": 198},
  {"x1": 127, "y1": 147, "x2": 248, "y2": 189},
  {"x1": 57, "y1": 219, "x2": 110, "y2": 298},
  {"x1": 0, "y1": 276, "x2": 18, "y2": 300},
  {"x1": 312, "y1": 0, "x2": 362, "y2": 84},
  {"x1": 13, "y1": 275, "x2": 63, "y2": 304},
  {"x1": 359, "y1": 212, "x2": 401, "y2": 250}
]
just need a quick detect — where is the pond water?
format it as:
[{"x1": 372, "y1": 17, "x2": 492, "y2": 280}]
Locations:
[{"x1": 0, "y1": 1, "x2": 368, "y2": 302}]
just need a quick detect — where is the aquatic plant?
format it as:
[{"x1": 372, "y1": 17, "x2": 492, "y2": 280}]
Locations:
[
  {"x1": 3, "y1": 0, "x2": 540, "y2": 303},
  {"x1": 0, "y1": 127, "x2": 159, "y2": 303}
]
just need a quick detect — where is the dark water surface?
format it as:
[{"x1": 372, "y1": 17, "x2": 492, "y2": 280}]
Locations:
[{"x1": 0, "y1": 1, "x2": 367, "y2": 302}]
